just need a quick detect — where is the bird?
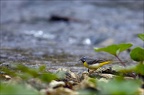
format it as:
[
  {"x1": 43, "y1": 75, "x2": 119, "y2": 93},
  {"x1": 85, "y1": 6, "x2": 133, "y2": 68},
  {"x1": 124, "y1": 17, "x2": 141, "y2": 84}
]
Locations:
[{"x1": 80, "y1": 56, "x2": 112, "y2": 71}]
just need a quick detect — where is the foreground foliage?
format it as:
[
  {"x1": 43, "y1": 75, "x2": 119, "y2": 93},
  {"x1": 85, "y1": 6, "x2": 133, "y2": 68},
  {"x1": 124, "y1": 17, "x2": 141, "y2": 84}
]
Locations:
[
  {"x1": 0, "y1": 33, "x2": 144, "y2": 95},
  {"x1": 0, "y1": 64, "x2": 143, "y2": 95}
]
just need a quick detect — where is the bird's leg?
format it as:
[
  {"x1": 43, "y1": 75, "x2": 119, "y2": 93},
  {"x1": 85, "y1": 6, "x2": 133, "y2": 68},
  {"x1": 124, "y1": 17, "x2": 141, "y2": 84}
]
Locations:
[{"x1": 87, "y1": 69, "x2": 89, "y2": 72}]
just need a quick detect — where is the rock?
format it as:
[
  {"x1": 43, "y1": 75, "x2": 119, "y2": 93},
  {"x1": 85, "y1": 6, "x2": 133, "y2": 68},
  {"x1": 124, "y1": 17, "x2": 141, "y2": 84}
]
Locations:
[
  {"x1": 45, "y1": 87, "x2": 78, "y2": 95},
  {"x1": 49, "y1": 80, "x2": 65, "y2": 88},
  {"x1": 55, "y1": 68, "x2": 80, "y2": 82}
]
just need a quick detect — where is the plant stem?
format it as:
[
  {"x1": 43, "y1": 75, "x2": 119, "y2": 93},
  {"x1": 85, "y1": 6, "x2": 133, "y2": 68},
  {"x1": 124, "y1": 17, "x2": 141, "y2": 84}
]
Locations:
[{"x1": 115, "y1": 55, "x2": 126, "y2": 67}]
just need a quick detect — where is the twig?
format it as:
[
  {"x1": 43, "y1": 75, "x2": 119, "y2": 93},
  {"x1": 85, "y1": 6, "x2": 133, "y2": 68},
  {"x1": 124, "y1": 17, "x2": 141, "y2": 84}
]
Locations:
[{"x1": 115, "y1": 55, "x2": 126, "y2": 67}]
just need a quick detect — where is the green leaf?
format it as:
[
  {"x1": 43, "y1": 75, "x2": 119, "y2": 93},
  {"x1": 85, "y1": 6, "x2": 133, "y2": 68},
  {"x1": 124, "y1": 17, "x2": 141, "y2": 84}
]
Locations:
[
  {"x1": 0, "y1": 66, "x2": 17, "y2": 77},
  {"x1": 0, "y1": 83, "x2": 39, "y2": 95},
  {"x1": 78, "y1": 88, "x2": 98, "y2": 95},
  {"x1": 55, "y1": 70, "x2": 67, "y2": 79},
  {"x1": 138, "y1": 33, "x2": 144, "y2": 41},
  {"x1": 39, "y1": 73, "x2": 57, "y2": 83},
  {"x1": 117, "y1": 43, "x2": 133, "y2": 52},
  {"x1": 130, "y1": 47, "x2": 144, "y2": 62},
  {"x1": 94, "y1": 43, "x2": 132, "y2": 56},
  {"x1": 38, "y1": 65, "x2": 46, "y2": 72},
  {"x1": 98, "y1": 78, "x2": 141, "y2": 95},
  {"x1": 135, "y1": 62, "x2": 144, "y2": 75},
  {"x1": 116, "y1": 65, "x2": 135, "y2": 74},
  {"x1": 16, "y1": 64, "x2": 39, "y2": 78},
  {"x1": 94, "y1": 44, "x2": 119, "y2": 56}
]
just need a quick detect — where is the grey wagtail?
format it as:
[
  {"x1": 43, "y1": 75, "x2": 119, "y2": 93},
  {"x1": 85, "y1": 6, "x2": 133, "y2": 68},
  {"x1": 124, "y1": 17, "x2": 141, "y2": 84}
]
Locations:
[{"x1": 80, "y1": 57, "x2": 112, "y2": 70}]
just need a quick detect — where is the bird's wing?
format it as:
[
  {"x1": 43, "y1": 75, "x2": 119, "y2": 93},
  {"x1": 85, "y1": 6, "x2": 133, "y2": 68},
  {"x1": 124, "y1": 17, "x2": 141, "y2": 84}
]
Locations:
[{"x1": 87, "y1": 59, "x2": 110, "y2": 65}]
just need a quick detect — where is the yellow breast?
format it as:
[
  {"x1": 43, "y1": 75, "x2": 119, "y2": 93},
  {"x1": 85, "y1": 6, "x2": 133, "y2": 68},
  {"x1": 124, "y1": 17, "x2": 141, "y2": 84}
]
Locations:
[{"x1": 83, "y1": 62, "x2": 89, "y2": 68}]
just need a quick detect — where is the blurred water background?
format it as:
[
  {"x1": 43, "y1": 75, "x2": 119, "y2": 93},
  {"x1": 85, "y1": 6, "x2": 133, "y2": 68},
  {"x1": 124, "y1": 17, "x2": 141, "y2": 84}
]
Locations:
[{"x1": 0, "y1": 0, "x2": 143, "y2": 72}]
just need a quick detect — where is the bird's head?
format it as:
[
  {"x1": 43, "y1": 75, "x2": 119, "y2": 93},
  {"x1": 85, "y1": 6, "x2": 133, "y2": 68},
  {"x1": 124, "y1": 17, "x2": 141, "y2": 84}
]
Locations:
[{"x1": 80, "y1": 57, "x2": 87, "y2": 63}]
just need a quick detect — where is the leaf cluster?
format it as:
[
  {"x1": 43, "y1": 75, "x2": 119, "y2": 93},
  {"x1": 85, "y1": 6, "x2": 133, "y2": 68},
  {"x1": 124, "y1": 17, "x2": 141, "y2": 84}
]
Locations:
[{"x1": 94, "y1": 33, "x2": 144, "y2": 74}]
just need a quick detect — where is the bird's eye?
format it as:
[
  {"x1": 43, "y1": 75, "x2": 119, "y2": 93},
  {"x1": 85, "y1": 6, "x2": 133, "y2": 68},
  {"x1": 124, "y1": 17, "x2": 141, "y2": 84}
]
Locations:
[
  {"x1": 80, "y1": 56, "x2": 87, "y2": 62},
  {"x1": 83, "y1": 57, "x2": 86, "y2": 61}
]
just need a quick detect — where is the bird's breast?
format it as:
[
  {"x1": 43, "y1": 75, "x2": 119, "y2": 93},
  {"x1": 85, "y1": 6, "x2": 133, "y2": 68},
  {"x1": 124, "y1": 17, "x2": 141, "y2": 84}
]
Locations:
[{"x1": 83, "y1": 62, "x2": 89, "y2": 67}]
